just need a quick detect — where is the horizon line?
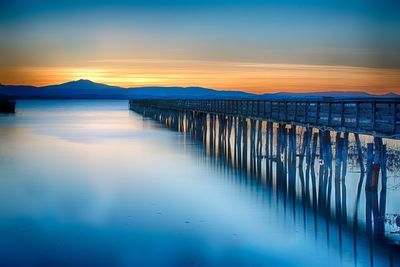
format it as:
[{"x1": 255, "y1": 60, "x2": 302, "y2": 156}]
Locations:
[{"x1": 1, "y1": 78, "x2": 398, "y2": 96}]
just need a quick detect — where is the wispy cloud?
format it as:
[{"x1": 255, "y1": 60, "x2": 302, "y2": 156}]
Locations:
[{"x1": 2, "y1": 60, "x2": 399, "y2": 94}]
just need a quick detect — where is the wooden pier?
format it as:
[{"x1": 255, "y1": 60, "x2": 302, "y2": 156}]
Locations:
[
  {"x1": 129, "y1": 98, "x2": 400, "y2": 139},
  {"x1": 129, "y1": 97, "x2": 400, "y2": 240}
]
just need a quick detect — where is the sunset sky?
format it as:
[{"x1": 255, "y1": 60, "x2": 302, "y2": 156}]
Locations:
[{"x1": 1, "y1": 0, "x2": 400, "y2": 94}]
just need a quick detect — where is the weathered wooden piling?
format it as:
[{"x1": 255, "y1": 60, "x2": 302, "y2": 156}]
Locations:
[
  {"x1": 243, "y1": 119, "x2": 248, "y2": 173},
  {"x1": 304, "y1": 128, "x2": 312, "y2": 202},
  {"x1": 276, "y1": 124, "x2": 284, "y2": 190},
  {"x1": 310, "y1": 132, "x2": 319, "y2": 208},
  {"x1": 256, "y1": 120, "x2": 263, "y2": 177},
  {"x1": 209, "y1": 114, "x2": 215, "y2": 148},
  {"x1": 233, "y1": 117, "x2": 238, "y2": 166},
  {"x1": 129, "y1": 99, "x2": 396, "y2": 240},
  {"x1": 288, "y1": 125, "x2": 297, "y2": 197},
  {"x1": 237, "y1": 118, "x2": 243, "y2": 169},
  {"x1": 318, "y1": 130, "x2": 326, "y2": 209},
  {"x1": 299, "y1": 128, "x2": 308, "y2": 193},
  {"x1": 334, "y1": 133, "x2": 344, "y2": 222},
  {"x1": 325, "y1": 131, "x2": 333, "y2": 214},
  {"x1": 267, "y1": 122, "x2": 273, "y2": 183},
  {"x1": 249, "y1": 119, "x2": 256, "y2": 176},
  {"x1": 227, "y1": 116, "x2": 233, "y2": 160},
  {"x1": 341, "y1": 132, "x2": 349, "y2": 224},
  {"x1": 378, "y1": 144, "x2": 387, "y2": 236},
  {"x1": 129, "y1": 98, "x2": 400, "y2": 139},
  {"x1": 280, "y1": 125, "x2": 288, "y2": 196}
]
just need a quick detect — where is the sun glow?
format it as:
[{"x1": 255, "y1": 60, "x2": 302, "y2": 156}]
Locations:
[{"x1": 1, "y1": 59, "x2": 400, "y2": 94}]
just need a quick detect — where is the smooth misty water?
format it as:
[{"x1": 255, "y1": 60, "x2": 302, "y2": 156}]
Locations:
[{"x1": 0, "y1": 100, "x2": 398, "y2": 267}]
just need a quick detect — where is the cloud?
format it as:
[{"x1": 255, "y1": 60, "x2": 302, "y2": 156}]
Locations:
[{"x1": 1, "y1": 60, "x2": 399, "y2": 94}]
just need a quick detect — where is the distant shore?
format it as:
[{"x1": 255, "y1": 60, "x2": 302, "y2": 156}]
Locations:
[{"x1": 0, "y1": 95, "x2": 15, "y2": 113}]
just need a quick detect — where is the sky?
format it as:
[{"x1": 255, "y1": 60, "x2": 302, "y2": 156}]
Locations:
[{"x1": 1, "y1": 0, "x2": 400, "y2": 93}]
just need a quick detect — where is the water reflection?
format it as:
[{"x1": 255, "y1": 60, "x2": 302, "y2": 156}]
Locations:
[
  {"x1": 1, "y1": 100, "x2": 399, "y2": 266},
  {"x1": 133, "y1": 105, "x2": 400, "y2": 266}
]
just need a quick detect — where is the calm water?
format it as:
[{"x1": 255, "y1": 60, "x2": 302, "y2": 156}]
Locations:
[{"x1": 0, "y1": 100, "x2": 398, "y2": 267}]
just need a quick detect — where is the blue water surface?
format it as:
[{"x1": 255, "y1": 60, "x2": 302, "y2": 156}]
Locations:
[{"x1": 0, "y1": 100, "x2": 397, "y2": 267}]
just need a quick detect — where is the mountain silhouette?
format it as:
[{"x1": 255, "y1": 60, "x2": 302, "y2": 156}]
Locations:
[
  {"x1": 0, "y1": 79, "x2": 253, "y2": 99},
  {"x1": 43, "y1": 79, "x2": 120, "y2": 90},
  {"x1": 0, "y1": 79, "x2": 398, "y2": 99}
]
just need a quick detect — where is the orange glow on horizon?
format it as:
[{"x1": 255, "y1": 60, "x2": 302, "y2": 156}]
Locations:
[{"x1": 1, "y1": 59, "x2": 399, "y2": 94}]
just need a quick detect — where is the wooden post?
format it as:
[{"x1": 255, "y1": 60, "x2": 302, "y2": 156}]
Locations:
[
  {"x1": 249, "y1": 119, "x2": 256, "y2": 176},
  {"x1": 276, "y1": 124, "x2": 283, "y2": 185},
  {"x1": 341, "y1": 132, "x2": 349, "y2": 178},
  {"x1": 243, "y1": 118, "x2": 248, "y2": 171},
  {"x1": 237, "y1": 117, "x2": 243, "y2": 169},
  {"x1": 325, "y1": 131, "x2": 333, "y2": 213},
  {"x1": 310, "y1": 131, "x2": 318, "y2": 216},
  {"x1": 265, "y1": 121, "x2": 270, "y2": 181},
  {"x1": 257, "y1": 120, "x2": 262, "y2": 157},
  {"x1": 227, "y1": 116, "x2": 233, "y2": 161},
  {"x1": 209, "y1": 113, "x2": 214, "y2": 148},
  {"x1": 202, "y1": 113, "x2": 207, "y2": 144},
  {"x1": 341, "y1": 132, "x2": 349, "y2": 225},
  {"x1": 299, "y1": 128, "x2": 309, "y2": 200},
  {"x1": 218, "y1": 114, "x2": 225, "y2": 158},
  {"x1": 354, "y1": 133, "x2": 365, "y2": 175},
  {"x1": 257, "y1": 120, "x2": 263, "y2": 177},
  {"x1": 234, "y1": 117, "x2": 238, "y2": 167},
  {"x1": 334, "y1": 133, "x2": 343, "y2": 222},
  {"x1": 318, "y1": 130, "x2": 326, "y2": 209},
  {"x1": 281, "y1": 125, "x2": 288, "y2": 194},
  {"x1": 305, "y1": 129, "x2": 312, "y2": 200},
  {"x1": 269, "y1": 122, "x2": 274, "y2": 180},
  {"x1": 365, "y1": 143, "x2": 374, "y2": 191},
  {"x1": 368, "y1": 138, "x2": 381, "y2": 235},
  {"x1": 378, "y1": 144, "x2": 387, "y2": 236},
  {"x1": 289, "y1": 125, "x2": 297, "y2": 197}
]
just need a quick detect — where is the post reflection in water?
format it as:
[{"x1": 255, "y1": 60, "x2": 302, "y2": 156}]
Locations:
[{"x1": 132, "y1": 105, "x2": 400, "y2": 267}]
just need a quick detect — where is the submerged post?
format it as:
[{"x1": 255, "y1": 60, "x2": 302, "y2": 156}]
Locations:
[{"x1": 128, "y1": 98, "x2": 398, "y2": 242}]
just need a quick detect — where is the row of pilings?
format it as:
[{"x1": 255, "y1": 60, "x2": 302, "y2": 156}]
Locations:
[{"x1": 132, "y1": 105, "x2": 389, "y2": 239}]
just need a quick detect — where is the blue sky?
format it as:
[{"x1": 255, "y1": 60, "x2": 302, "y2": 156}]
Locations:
[{"x1": 1, "y1": 0, "x2": 399, "y2": 92}]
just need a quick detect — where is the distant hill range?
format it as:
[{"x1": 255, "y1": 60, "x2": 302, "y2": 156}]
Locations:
[{"x1": 0, "y1": 79, "x2": 398, "y2": 100}]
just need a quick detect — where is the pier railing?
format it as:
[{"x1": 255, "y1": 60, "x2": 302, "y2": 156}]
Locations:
[{"x1": 129, "y1": 98, "x2": 400, "y2": 139}]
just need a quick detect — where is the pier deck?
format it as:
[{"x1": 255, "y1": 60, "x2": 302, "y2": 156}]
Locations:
[{"x1": 130, "y1": 98, "x2": 400, "y2": 139}]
